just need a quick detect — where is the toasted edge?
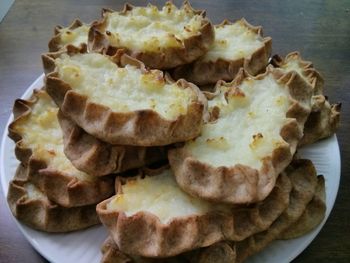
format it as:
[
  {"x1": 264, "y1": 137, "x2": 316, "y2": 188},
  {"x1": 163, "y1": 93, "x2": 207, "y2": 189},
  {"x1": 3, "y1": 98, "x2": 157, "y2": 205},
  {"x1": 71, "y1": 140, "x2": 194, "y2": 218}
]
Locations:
[
  {"x1": 42, "y1": 46, "x2": 207, "y2": 146},
  {"x1": 88, "y1": 2, "x2": 215, "y2": 69},
  {"x1": 96, "y1": 166, "x2": 292, "y2": 257},
  {"x1": 7, "y1": 164, "x2": 100, "y2": 232},
  {"x1": 172, "y1": 18, "x2": 272, "y2": 86},
  {"x1": 7, "y1": 89, "x2": 114, "y2": 207},
  {"x1": 58, "y1": 110, "x2": 168, "y2": 176},
  {"x1": 169, "y1": 66, "x2": 313, "y2": 204}
]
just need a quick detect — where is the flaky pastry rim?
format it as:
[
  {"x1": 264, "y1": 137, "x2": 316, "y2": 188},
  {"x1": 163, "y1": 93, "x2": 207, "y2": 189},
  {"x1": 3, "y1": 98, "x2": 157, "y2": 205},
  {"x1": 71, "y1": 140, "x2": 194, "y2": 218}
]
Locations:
[
  {"x1": 8, "y1": 89, "x2": 114, "y2": 207},
  {"x1": 88, "y1": 1, "x2": 214, "y2": 69},
  {"x1": 58, "y1": 110, "x2": 167, "y2": 176},
  {"x1": 171, "y1": 18, "x2": 272, "y2": 86},
  {"x1": 96, "y1": 166, "x2": 292, "y2": 257},
  {"x1": 169, "y1": 66, "x2": 313, "y2": 204},
  {"x1": 48, "y1": 19, "x2": 88, "y2": 52},
  {"x1": 7, "y1": 164, "x2": 100, "y2": 232},
  {"x1": 42, "y1": 46, "x2": 207, "y2": 146}
]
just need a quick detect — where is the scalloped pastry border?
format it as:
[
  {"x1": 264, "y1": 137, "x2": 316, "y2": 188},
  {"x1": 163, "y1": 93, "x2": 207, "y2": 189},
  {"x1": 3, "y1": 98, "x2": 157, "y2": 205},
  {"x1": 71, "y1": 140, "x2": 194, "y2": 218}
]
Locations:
[
  {"x1": 169, "y1": 66, "x2": 313, "y2": 204},
  {"x1": 8, "y1": 89, "x2": 114, "y2": 207},
  {"x1": 48, "y1": 19, "x2": 88, "y2": 52},
  {"x1": 171, "y1": 18, "x2": 272, "y2": 86},
  {"x1": 42, "y1": 46, "x2": 207, "y2": 146},
  {"x1": 96, "y1": 166, "x2": 291, "y2": 257},
  {"x1": 58, "y1": 110, "x2": 168, "y2": 176},
  {"x1": 88, "y1": 2, "x2": 215, "y2": 69},
  {"x1": 7, "y1": 164, "x2": 100, "y2": 232}
]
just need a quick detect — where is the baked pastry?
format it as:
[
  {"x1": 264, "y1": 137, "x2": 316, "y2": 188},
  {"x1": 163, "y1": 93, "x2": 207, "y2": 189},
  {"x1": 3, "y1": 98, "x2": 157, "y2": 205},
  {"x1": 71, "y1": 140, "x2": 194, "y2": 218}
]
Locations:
[
  {"x1": 42, "y1": 46, "x2": 207, "y2": 146},
  {"x1": 58, "y1": 111, "x2": 167, "y2": 176},
  {"x1": 7, "y1": 164, "x2": 99, "y2": 232},
  {"x1": 172, "y1": 19, "x2": 272, "y2": 86},
  {"x1": 100, "y1": 236, "x2": 236, "y2": 263},
  {"x1": 271, "y1": 52, "x2": 341, "y2": 145},
  {"x1": 169, "y1": 67, "x2": 313, "y2": 204},
  {"x1": 97, "y1": 166, "x2": 291, "y2": 257},
  {"x1": 88, "y1": 2, "x2": 214, "y2": 69},
  {"x1": 48, "y1": 19, "x2": 89, "y2": 52},
  {"x1": 8, "y1": 89, "x2": 114, "y2": 207},
  {"x1": 279, "y1": 175, "x2": 326, "y2": 239},
  {"x1": 234, "y1": 159, "x2": 320, "y2": 263}
]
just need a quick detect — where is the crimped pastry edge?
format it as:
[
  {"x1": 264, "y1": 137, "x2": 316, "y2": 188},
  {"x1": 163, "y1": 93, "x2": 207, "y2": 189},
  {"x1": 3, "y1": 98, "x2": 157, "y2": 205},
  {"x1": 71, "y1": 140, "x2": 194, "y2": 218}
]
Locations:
[
  {"x1": 42, "y1": 46, "x2": 207, "y2": 146},
  {"x1": 7, "y1": 164, "x2": 100, "y2": 232},
  {"x1": 171, "y1": 18, "x2": 272, "y2": 86},
  {"x1": 96, "y1": 166, "x2": 292, "y2": 257},
  {"x1": 88, "y1": 1, "x2": 215, "y2": 70},
  {"x1": 169, "y1": 66, "x2": 313, "y2": 204},
  {"x1": 8, "y1": 89, "x2": 114, "y2": 207}
]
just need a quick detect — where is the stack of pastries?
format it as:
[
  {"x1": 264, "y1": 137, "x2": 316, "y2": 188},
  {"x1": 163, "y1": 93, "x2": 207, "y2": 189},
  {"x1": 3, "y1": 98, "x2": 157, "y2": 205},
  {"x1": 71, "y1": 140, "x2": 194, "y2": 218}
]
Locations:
[{"x1": 7, "y1": 2, "x2": 340, "y2": 262}]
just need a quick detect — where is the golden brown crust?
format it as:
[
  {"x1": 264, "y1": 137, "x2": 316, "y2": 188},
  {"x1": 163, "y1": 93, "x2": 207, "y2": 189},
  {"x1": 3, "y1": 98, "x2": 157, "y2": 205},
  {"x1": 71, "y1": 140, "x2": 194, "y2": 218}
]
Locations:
[
  {"x1": 42, "y1": 46, "x2": 207, "y2": 146},
  {"x1": 8, "y1": 90, "x2": 114, "y2": 207},
  {"x1": 58, "y1": 110, "x2": 167, "y2": 176},
  {"x1": 169, "y1": 67, "x2": 313, "y2": 204},
  {"x1": 48, "y1": 19, "x2": 87, "y2": 52},
  {"x1": 7, "y1": 164, "x2": 100, "y2": 232},
  {"x1": 100, "y1": 237, "x2": 236, "y2": 263},
  {"x1": 88, "y1": 2, "x2": 214, "y2": 69},
  {"x1": 234, "y1": 159, "x2": 319, "y2": 263},
  {"x1": 97, "y1": 167, "x2": 292, "y2": 257},
  {"x1": 271, "y1": 52, "x2": 341, "y2": 145},
  {"x1": 171, "y1": 19, "x2": 272, "y2": 86},
  {"x1": 271, "y1": 51, "x2": 324, "y2": 95},
  {"x1": 299, "y1": 95, "x2": 341, "y2": 146},
  {"x1": 279, "y1": 175, "x2": 326, "y2": 239}
]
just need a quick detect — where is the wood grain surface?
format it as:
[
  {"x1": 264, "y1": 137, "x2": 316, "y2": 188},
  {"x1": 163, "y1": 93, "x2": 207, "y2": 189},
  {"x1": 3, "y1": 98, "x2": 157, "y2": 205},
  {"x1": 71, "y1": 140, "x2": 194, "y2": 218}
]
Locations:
[{"x1": 0, "y1": 0, "x2": 349, "y2": 262}]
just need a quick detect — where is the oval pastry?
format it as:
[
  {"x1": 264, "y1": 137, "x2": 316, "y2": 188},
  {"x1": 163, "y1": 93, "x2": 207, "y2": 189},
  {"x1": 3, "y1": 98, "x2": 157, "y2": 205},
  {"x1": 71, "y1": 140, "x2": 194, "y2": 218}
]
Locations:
[
  {"x1": 8, "y1": 89, "x2": 114, "y2": 207},
  {"x1": 172, "y1": 19, "x2": 272, "y2": 86},
  {"x1": 88, "y1": 2, "x2": 214, "y2": 69},
  {"x1": 169, "y1": 66, "x2": 313, "y2": 204},
  {"x1": 42, "y1": 46, "x2": 207, "y2": 146}
]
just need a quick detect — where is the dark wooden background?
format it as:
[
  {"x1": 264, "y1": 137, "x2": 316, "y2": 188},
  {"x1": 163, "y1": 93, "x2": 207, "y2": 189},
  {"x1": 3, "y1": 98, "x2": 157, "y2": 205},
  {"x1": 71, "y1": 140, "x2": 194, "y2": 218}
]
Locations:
[{"x1": 0, "y1": 0, "x2": 349, "y2": 262}]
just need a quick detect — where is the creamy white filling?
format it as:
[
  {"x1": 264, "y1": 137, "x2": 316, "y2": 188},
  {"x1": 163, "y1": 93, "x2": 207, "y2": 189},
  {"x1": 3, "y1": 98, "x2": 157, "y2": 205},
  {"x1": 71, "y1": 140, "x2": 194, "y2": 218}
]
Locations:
[
  {"x1": 59, "y1": 24, "x2": 89, "y2": 47},
  {"x1": 107, "y1": 169, "x2": 228, "y2": 223},
  {"x1": 203, "y1": 21, "x2": 264, "y2": 62},
  {"x1": 187, "y1": 73, "x2": 291, "y2": 168},
  {"x1": 55, "y1": 53, "x2": 195, "y2": 120},
  {"x1": 104, "y1": 3, "x2": 203, "y2": 51},
  {"x1": 14, "y1": 91, "x2": 92, "y2": 181},
  {"x1": 25, "y1": 183, "x2": 47, "y2": 200}
]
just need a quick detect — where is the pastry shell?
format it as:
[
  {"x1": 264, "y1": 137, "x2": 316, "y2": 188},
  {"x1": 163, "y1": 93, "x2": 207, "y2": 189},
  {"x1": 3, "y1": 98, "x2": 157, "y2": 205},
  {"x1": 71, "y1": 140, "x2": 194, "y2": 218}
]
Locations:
[
  {"x1": 171, "y1": 19, "x2": 272, "y2": 86},
  {"x1": 7, "y1": 164, "x2": 100, "y2": 232},
  {"x1": 169, "y1": 67, "x2": 313, "y2": 204},
  {"x1": 42, "y1": 46, "x2": 207, "y2": 146},
  {"x1": 58, "y1": 110, "x2": 167, "y2": 176},
  {"x1": 271, "y1": 52, "x2": 341, "y2": 145},
  {"x1": 88, "y1": 2, "x2": 214, "y2": 69},
  {"x1": 48, "y1": 19, "x2": 88, "y2": 52},
  {"x1": 234, "y1": 159, "x2": 320, "y2": 263},
  {"x1": 8, "y1": 89, "x2": 114, "y2": 207},
  {"x1": 96, "y1": 166, "x2": 291, "y2": 257}
]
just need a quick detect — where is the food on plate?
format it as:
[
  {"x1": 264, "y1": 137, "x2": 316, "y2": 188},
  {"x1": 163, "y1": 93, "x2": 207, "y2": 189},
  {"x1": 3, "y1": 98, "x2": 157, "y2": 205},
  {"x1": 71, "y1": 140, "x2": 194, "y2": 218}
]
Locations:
[
  {"x1": 8, "y1": 89, "x2": 114, "y2": 207},
  {"x1": 7, "y1": 164, "x2": 100, "y2": 232},
  {"x1": 169, "y1": 67, "x2": 313, "y2": 204},
  {"x1": 89, "y1": 2, "x2": 214, "y2": 69},
  {"x1": 42, "y1": 46, "x2": 207, "y2": 146},
  {"x1": 172, "y1": 19, "x2": 272, "y2": 86},
  {"x1": 271, "y1": 52, "x2": 341, "y2": 145},
  {"x1": 58, "y1": 111, "x2": 167, "y2": 176},
  {"x1": 96, "y1": 166, "x2": 291, "y2": 257},
  {"x1": 48, "y1": 19, "x2": 89, "y2": 52}
]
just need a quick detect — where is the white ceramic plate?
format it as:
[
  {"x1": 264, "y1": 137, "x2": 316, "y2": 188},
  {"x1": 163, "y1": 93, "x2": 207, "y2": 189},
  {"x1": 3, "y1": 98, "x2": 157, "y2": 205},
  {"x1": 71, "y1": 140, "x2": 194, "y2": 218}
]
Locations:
[{"x1": 0, "y1": 75, "x2": 341, "y2": 263}]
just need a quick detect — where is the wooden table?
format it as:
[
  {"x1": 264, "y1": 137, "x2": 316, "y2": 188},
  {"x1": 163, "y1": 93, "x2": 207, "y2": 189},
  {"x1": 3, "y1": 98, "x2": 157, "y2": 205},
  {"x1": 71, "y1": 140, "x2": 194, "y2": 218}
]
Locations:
[{"x1": 0, "y1": 0, "x2": 349, "y2": 262}]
